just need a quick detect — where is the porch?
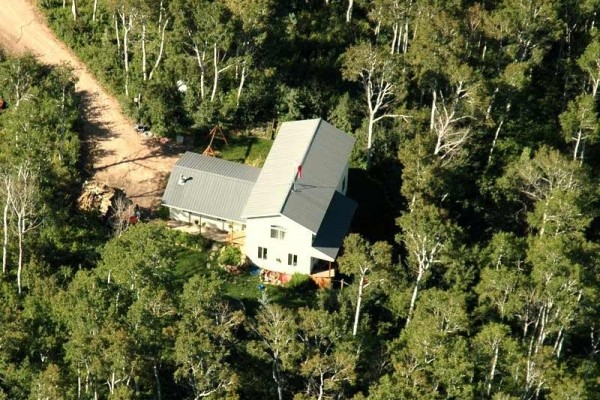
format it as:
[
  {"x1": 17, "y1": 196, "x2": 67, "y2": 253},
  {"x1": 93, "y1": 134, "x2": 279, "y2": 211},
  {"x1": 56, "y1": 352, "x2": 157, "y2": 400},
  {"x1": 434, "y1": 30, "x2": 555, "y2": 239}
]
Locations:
[{"x1": 167, "y1": 219, "x2": 246, "y2": 249}]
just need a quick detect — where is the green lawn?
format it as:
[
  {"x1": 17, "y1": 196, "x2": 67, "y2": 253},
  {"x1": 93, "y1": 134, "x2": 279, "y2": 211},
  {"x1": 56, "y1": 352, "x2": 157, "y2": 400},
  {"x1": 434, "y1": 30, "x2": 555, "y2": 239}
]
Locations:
[
  {"x1": 174, "y1": 246, "x2": 318, "y2": 312},
  {"x1": 204, "y1": 134, "x2": 273, "y2": 168},
  {"x1": 174, "y1": 247, "x2": 263, "y2": 301}
]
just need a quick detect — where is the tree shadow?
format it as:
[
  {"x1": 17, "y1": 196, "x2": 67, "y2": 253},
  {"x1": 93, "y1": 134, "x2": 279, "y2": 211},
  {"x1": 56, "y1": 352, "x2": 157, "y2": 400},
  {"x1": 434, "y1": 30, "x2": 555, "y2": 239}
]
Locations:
[
  {"x1": 77, "y1": 89, "x2": 118, "y2": 177},
  {"x1": 347, "y1": 168, "x2": 399, "y2": 244}
]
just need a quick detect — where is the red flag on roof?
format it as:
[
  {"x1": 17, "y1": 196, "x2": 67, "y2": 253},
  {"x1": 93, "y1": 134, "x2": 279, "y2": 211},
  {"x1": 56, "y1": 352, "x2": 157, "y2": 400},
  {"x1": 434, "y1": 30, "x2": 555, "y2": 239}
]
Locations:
[{"x1": 297, "y1": 165, "x2": 303, "y2": 179}]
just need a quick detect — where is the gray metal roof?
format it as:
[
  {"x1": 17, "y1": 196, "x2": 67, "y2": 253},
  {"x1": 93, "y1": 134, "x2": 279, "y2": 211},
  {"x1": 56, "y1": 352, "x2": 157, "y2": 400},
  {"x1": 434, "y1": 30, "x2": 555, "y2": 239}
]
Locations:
[
  {"x1": 242, "y1": 119, "x2": 321, "y2": 218},
  {"x1": 242, "y1": 119, "x2": 355, "y2": 233},
  {"x1": 313, "y1": 192, "x2": 357, "y2": 260},
  {"x1": 162, "y1": 152, "x2": 260, "y2": 222}
]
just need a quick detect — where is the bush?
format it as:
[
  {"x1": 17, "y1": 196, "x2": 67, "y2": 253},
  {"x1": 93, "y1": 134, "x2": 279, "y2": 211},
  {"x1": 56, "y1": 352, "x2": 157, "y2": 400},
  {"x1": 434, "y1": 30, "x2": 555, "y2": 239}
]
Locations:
[
  {"x1": 218, "y1": 245, "x2": 242, "y2": 266},
  {"x1": 286, "y1": 273, "x2": 313, "y2": 290},
  {"x1": 156, "y1": 205, "x2": 170, "y2": 220},
  {"x1": 168, "y1": 228, "x2": 210, "y2": 250}
]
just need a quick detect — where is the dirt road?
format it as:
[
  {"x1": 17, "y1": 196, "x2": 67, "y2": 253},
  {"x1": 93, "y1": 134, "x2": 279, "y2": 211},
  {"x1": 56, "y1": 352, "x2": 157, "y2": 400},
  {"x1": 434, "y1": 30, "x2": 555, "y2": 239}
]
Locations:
[{"x1": 0, "y1": 0, "x2": 181, "y2": 209}]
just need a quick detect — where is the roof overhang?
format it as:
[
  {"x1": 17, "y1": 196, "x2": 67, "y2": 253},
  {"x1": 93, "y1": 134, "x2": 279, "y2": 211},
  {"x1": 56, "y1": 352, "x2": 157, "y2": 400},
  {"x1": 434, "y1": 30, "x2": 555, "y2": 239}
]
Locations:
[{"x1": 161, "y1": 203, "x2": 246, "y2": 225}]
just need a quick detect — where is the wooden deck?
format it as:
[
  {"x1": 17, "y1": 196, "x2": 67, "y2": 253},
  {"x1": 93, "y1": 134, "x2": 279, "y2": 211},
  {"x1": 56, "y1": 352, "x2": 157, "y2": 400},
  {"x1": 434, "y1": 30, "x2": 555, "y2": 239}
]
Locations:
[{"x1": 167, "y1": 220, "x2": 246, "y2": 249}]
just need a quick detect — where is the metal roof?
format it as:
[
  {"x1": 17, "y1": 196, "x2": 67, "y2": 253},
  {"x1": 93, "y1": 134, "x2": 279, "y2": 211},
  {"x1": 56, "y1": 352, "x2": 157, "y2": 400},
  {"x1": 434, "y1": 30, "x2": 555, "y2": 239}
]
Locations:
[
  {"x1": 312, "y1": 191, "x2": 357, "y2": 260},
  {"x1": 242, "y1": 119, "x2": 321, "y2": 218},
  {"x1": 162, "y1": 152, "x2": 260, "y2": 222},
  {"x1": 242, "y1": 119, "x2": 355, "y2": 233}
]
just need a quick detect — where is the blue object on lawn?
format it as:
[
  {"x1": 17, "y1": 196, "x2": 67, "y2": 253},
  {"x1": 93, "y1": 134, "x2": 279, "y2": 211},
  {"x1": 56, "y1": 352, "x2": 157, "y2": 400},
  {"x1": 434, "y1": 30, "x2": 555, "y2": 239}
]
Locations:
[
  {"x1": 249, "y1": 265, "x2": 260, "y2": 276},
  {"x1": 258, "y1": 284, "x2": 265, "y2": 291}
]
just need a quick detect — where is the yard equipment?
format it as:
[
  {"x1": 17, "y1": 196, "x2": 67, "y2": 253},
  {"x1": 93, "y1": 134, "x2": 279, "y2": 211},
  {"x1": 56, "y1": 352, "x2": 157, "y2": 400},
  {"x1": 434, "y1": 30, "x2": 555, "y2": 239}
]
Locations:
[{"x1": 202, "y1": 125, "x2": 228, "y2": 157}]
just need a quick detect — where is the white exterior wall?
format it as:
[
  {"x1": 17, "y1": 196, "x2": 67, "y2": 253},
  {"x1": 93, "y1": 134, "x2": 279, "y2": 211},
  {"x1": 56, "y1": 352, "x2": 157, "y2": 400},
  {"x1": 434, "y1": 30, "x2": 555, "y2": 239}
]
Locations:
[
  {"x1": 170, "y1": 208, "x2": 191, "y2": 224},
  {"x1": 245, "y1": 215, "x2": 316, "y2": 275}
]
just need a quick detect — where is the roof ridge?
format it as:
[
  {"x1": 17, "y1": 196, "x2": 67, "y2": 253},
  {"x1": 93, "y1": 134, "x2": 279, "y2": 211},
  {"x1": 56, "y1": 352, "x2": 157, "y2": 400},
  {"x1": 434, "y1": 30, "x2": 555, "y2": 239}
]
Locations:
[{"x1": 278, "y1": 118, "x2": 323, "y2": 214}]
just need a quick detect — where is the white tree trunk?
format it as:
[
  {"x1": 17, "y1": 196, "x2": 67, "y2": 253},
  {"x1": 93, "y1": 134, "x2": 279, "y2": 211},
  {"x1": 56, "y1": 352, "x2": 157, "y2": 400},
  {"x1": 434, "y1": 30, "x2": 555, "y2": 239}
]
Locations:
[
  {"x1": 402, "y1": 20, "x2": 409, "y2": 53},
  {"x1": 487, "y1": 343, "x2": 499, "y2": 396},
  {"x1": 406, "y1": 268, "x2": 423, "y2": 325},
  {"x1": 92, "y1": 0, "x2": 98, "y2": 22},
  {"x1": 142, "y1": 24, "x2": 147, "y2": 81},
  {"x1": 430, "y1": 90, "x2": 436, "y2": 131},
  {"x1": 210, "y1": 46, "x2": 232, "y2": 102},
  {"x1": 391, "y1": 23, "x2": 398, "y2": 54},
  {"x1": 211, "y1": 44, "x2": 219, "y2": 102},
  {"x1": 2, "y1": 175, "x2": 10, "y2": 275},
  {"x1": 71, "y1": 0, "x2": 78, "y2": 21},
  {"x1": 573, "y1": 129, "x2": 583, "y2": 161},
  {"x1": 114, "y1": 15, "x2": 121, "y2": 52},
  {"x1": 236, "y1": 64, "x2": 246, "y2": 106},
  {"x1": 17, "y1": 214, "x2": 22, "y2": 294},
  {"x1": 193, "y1": 45, "x2": 206, "y2": 99},
  {"x1": 2, "y1": 196, "x2": 8, "y2": 274},
  {"x1": 122, "y1": 14, "x2": 131, "y2": 97},
  {"x1": 149, "y1": 19, "x2": 169, "y2": 81},
  {"x1": 352, "y1": 270, "x2": 366, "y2": 336},
  {"x1": 366, "y1": 113, "x2": 375, "y2": 168},
  {"x1": 346, "y1": 0, "x2": 353, "y2": 23}
]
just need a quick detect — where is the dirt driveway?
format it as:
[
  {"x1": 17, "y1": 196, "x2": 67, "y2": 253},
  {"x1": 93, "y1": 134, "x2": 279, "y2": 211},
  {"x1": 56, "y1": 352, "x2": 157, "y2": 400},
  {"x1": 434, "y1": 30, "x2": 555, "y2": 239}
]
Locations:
[{"x1": 0, "y1": 0, "x2": 181, "y2": 209}]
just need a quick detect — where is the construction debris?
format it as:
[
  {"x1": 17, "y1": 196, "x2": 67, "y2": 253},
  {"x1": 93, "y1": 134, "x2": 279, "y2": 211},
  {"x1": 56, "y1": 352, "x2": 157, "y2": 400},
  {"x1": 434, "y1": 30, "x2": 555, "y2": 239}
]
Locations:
[{"x1": 77, "y1": 180, "x2": 131, "y2": 217}]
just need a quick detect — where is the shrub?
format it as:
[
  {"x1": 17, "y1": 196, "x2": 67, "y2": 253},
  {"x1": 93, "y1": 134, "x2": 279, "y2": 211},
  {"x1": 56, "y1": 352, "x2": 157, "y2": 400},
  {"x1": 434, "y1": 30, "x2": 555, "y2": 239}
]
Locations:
[
  {"x1": 286, "y1": 273, "x2": 313, "y2": 290},
  {"x1": 218, "y1": 245, "x2": 242, "y2": 266},
  {"x1": 156, "y1": 205, "x2": 170, "y2": 220}
]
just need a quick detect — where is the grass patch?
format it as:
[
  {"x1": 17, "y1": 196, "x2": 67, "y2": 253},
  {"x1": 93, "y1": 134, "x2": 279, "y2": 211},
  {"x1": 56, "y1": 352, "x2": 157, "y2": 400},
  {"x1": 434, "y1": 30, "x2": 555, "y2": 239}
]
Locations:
[
  {"x1": 173, "y1": 248, "x2": 211, "y2": 283},
  {"x1": 205, "y1": 134, "x2": 273, "y2": 168},
  {"x1": 174, "y1": 247, "x2": 318, "y2": 312},
  {"x1": 174, "y1": 247, "x2": 263, "y2": 303}
]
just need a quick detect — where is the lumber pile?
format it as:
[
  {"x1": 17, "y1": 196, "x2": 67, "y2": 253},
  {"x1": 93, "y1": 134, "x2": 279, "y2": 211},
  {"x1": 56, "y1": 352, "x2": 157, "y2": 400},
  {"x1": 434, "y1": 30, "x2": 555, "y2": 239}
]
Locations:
[{"x1": 77, "y1": 181, "x2": 129, "y2": 217}]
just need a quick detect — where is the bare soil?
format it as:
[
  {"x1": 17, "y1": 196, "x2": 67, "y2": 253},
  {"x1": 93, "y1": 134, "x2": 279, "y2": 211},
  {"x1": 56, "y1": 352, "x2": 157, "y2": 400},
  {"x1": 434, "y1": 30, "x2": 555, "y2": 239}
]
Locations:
[{"x1": 0, "y1": 0, "x2": 182, "y2": 209}]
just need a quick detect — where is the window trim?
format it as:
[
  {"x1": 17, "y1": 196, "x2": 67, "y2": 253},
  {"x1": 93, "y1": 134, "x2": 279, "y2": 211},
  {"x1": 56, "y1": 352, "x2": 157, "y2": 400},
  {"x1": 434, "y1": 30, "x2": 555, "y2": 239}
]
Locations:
[
  {"x1": 270, "y1": 225, "x2": 286, "y2": 240},
  {"x1": 258, "y1": 246, "x2": 268, "y2": 260},
  {"x1": 287, "y1": 253, "x2": 298, "y2": 266}
]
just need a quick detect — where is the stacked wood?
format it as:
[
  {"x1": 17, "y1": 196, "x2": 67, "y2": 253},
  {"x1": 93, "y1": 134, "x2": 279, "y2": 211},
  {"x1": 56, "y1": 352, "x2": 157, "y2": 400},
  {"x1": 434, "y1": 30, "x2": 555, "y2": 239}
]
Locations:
[{"x1": 77, "y1": 180, "x2": 129, "y2": 217}]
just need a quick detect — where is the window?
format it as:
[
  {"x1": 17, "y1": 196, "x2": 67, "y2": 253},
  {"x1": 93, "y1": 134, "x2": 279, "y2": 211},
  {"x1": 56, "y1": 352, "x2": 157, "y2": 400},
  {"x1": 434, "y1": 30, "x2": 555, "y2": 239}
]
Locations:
[
  {"x1": 258, "y1": 247, "x2": 268, "y2": 260},
  {"x1": 288, "y1": 253, "x2": 298, "y2": 266},
  {"x1": 270, "y1": 225, "x2": 286, "y2": 240},
  {"x1": 342, "y1": 176, "x2": 346, "y2": 192}
]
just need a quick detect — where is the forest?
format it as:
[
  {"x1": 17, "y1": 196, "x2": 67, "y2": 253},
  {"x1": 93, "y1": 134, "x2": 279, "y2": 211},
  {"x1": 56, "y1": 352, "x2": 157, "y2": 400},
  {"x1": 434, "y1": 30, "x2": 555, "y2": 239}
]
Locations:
[{"x1": 0, "y1": 0, "x2": 600, "y2": 398}]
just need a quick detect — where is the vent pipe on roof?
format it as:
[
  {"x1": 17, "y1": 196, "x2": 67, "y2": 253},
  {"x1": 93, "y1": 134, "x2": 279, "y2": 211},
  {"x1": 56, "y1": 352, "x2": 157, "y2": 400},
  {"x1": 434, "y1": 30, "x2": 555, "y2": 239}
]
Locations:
[
  {"x1": 292, "y1": 165, "x2": 303, "y2": 192},
  {"x1": 178, "y1": 175, "x2": 192, "y2": 185}
]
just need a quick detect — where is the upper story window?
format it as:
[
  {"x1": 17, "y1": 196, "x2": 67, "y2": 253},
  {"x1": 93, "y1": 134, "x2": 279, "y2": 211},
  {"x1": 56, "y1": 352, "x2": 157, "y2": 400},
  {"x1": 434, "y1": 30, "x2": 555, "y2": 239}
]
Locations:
[
  {"x1": 270, "y1": 225, "x2": 286, "y2": 240},
  {"x1": 342, "y1": 176, "x2": 346, "y2": 192}
]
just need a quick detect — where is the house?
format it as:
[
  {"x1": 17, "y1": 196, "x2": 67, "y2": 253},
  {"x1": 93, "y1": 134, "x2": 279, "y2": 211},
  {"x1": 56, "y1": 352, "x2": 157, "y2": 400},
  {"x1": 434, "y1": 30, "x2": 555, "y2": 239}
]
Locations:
[{"x1": 162, "y1": 119, "x2": 357, "y2": 276}]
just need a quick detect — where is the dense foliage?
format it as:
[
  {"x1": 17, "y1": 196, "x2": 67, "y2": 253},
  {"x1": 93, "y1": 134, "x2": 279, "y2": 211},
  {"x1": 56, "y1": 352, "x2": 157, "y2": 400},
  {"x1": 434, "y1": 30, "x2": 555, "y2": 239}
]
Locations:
[{"x1": 0, "y1": 0, "x2": 599, "y2": 398}]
